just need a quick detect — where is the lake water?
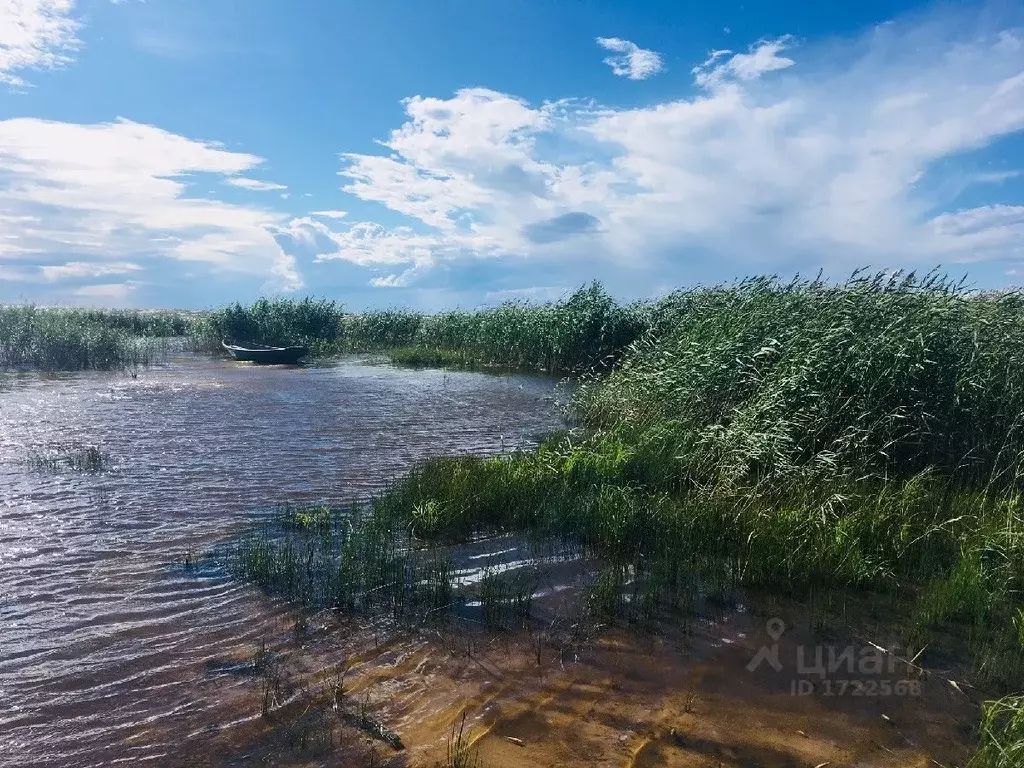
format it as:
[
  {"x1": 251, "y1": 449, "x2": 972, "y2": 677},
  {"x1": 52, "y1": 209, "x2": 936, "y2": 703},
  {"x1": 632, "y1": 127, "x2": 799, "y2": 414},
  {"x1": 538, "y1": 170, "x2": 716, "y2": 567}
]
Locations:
[{"x1": 0, "y1": 355, "x2": 564, "y2": 767}]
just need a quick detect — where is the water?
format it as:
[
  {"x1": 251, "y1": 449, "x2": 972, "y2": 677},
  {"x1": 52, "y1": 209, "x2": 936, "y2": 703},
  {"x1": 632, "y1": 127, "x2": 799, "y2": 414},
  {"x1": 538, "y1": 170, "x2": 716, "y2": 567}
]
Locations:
[{"x1": 0, "y1": 354, "x2": 564, "y2": 767}]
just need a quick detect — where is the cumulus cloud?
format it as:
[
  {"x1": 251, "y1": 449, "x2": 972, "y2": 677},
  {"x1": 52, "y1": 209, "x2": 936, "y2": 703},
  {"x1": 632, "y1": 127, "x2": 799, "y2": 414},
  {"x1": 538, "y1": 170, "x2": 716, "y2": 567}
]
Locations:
[
  {"x1": 0, "y1": 118, "x2": 303, "y2": 293},
  {"x1": 0, "y1": 0, "x2": 80, "y2": 86},
  {"x1": 596, "y1": 37, "x2": 665, "y2": 80},
  {"x1": 225, "y1": 177, "x2": 288, "y2": 191},
  {"x1": 297, "y1": 6, "x2": 1024, "y2": 292}
]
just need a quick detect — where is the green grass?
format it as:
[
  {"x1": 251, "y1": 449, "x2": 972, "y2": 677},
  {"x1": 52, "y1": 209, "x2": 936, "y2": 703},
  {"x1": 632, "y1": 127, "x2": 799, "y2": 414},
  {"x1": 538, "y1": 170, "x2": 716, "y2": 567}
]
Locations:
[
  {"x1": 364, "y1": 272, "x2": 1024, "y2": 685},
  {"x1": 387, "y1": 347, "x2": 481, "y2": 370},
  {"x1": 971, "y1": 696, "x2": 1024, "y2": 768},
  {"x1": 193, "y1": 282, "x2": 650, "y2": 374},
  {"x1": 0, "y1": 305, "x2": 193, "y2": 371}
]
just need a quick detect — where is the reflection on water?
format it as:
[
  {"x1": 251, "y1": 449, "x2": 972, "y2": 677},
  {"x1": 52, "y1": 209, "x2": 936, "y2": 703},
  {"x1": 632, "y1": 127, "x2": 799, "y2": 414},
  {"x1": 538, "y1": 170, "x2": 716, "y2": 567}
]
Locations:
[{"x1": 0, "y1": 354, "x2": 564, "y2": 768}]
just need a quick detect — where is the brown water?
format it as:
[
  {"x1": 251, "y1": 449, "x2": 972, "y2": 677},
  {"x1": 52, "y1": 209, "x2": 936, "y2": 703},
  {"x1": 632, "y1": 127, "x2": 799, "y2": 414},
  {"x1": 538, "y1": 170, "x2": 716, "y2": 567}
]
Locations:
[{"x1": 0, "y1": 354, "x2": 565, "y2": 768}]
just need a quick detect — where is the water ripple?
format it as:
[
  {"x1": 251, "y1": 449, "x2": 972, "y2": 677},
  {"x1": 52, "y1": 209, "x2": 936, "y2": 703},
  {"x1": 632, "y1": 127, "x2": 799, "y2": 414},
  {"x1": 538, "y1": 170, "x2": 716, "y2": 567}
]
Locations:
[{"x1": 0, "y1": 355, "x2": 563, "y2": 767}]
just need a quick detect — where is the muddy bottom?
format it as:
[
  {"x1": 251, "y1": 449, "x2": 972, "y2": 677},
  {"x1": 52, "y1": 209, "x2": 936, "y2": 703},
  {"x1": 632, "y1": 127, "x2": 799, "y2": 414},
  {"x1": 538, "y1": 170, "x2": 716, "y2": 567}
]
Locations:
[{"x1": 171, "y1": 595, "x2": 979, "y2": 767}]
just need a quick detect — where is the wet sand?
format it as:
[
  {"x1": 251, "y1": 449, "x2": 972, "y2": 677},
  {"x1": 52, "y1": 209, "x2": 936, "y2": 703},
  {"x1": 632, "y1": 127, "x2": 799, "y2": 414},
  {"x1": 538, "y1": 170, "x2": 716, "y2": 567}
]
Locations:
[{"x1": 177, "y1": 596, "x2": 979, "y2": 767}]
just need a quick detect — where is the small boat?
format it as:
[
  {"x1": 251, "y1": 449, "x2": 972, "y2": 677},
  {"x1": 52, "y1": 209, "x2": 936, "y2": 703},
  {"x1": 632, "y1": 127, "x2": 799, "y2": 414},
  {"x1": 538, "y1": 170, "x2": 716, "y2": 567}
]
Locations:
[{"x1": 221, "y1": 339, "x2": 309, "y2": 365}]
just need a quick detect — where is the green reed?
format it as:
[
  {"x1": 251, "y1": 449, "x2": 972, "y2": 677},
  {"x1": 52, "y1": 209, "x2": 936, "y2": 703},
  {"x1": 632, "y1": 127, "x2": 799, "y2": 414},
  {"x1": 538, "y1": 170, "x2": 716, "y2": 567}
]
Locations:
[
  {"x1": 26, "y1": 445, "x2": 107, "y2": 472},
  {"x1": 231, "y1": 504, "x2": 457, "y2": 623},
  {"x1": 229, "y1": 270, "x2": 1024, "y2": 760},
  {"x1": 971, "y1": 696, "x2": 1024, "y2": 768},
  {"x1": 368, "y1": 272, "x2": 1024, "y2": 687},
  {"x1": 192, "y1": 296, "x2": 347, "y2": 351},
  {"x1": 192, "y1": 283, "x2": 649, "y2": 374},
  {"x1": 0, "y1": 305, "x2": 193, "y2": 371}
]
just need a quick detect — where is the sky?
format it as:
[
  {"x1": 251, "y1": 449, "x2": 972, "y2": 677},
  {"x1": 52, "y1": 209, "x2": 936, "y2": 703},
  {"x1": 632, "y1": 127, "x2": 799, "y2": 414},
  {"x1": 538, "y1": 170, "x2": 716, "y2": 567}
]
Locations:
[{"x1": 1, "y1": 0, "x2": 1024, "y2": 310}]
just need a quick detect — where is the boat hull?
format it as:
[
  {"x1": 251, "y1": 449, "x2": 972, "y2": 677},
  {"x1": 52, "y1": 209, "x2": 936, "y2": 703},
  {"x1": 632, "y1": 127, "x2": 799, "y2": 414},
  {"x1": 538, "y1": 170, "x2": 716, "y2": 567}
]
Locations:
[{"x1": 221, "y1": 341, "x2": 308, "y2": 365}]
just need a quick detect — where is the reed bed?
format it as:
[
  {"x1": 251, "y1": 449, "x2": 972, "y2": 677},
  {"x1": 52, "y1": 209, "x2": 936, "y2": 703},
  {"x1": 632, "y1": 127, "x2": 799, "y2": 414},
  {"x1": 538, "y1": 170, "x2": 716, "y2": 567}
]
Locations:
[
  {"x1": 193, "y1": 283, "x2": 649, "y2": 374},
  {"x1": 0, "y1": 305, "x2": 192, "y2": 371},
  {"x1": 227, "y1": 270, "x2": 1024, "y2": 759}
]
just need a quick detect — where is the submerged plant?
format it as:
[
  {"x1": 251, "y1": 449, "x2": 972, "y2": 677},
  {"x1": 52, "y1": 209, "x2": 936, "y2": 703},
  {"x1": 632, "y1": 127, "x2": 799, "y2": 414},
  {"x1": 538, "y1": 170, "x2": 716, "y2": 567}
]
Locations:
[{"x1": 446, "y1": 711, "x2": 480, "y2": 768}]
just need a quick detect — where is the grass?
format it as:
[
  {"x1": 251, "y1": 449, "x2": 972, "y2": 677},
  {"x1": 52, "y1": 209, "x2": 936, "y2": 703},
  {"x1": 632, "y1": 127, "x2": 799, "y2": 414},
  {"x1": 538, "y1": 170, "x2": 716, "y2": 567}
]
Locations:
[
  {"x1": 446, "y1": 712, "x2": 480, "y2": 768},
  {"x1": 231, "y1": 504, "x2": 456, "y2": 624},
  {"x1": 971, "y1": 696, "x2": 1024, "y2": 767},
  {"x1": 192, "y1": 283, "x2": 650, "y2": 374},
  {"x1": 0, "y1": 305, "x2": 192, "y2": 371},
  {"x1": 26, "y1": 445, "x2": 107, "y2": 472},
  {"x1": 3, "y1": 282, "x2": 641, "y2": 374},
  {"x1": 387, "y1": 347, "x2": 481, "y2": 370},
  {"x1": 225, "y1": 269, "x2": 1024, "y2": 761}
]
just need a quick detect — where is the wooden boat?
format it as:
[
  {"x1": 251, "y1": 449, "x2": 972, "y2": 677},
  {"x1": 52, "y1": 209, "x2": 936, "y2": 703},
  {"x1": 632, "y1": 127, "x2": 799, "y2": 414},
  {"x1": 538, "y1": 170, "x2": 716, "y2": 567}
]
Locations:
[{"x1": 221, "y1": 339, "x2": 309, "y2": 365}]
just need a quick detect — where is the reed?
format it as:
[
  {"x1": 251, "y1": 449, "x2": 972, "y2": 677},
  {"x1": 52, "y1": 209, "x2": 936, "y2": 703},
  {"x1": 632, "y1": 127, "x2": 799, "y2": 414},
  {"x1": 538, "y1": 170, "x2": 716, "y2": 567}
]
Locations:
[
  {"x1": 231, "y1": 504, "x2": 456, "y2": 624},
  {"x1": 26, "y1": 445, "x2": 107, "y2": 472},
  {"x1": 192, "y1": 297, "x2": 346, "y2": 351},
  {"x1": 0, "y1": 305, "x2": 192, "y2": 371},
  {"x1": 367, "y1": 271, "x2": 1024, "y2": 691},
  {"x1": 445, "y1": 712, "x2": 480, "y2": 768},
  {"x1": 229, "y1": 270, "x2": 1024, "y2": 761},
  {"x1": 192, "y1": 282, "x2": 649, "y2": 374},
  {"x1": 970, "y1": 696, "x2": 1024, "y2": 768}
]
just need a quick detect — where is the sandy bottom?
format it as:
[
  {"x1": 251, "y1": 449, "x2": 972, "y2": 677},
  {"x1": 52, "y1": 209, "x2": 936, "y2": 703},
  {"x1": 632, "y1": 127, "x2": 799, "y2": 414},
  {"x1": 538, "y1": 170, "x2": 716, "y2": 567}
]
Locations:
[{"x1": 167, "y1": 595, "x2": 980, "y2": 768}]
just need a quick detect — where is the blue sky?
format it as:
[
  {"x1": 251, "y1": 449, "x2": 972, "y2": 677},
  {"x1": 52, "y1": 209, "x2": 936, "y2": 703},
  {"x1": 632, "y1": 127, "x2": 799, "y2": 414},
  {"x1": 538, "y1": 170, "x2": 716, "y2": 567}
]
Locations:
[{"x1": 1, "y1": 0, "x2": 1024, "y2": 309}]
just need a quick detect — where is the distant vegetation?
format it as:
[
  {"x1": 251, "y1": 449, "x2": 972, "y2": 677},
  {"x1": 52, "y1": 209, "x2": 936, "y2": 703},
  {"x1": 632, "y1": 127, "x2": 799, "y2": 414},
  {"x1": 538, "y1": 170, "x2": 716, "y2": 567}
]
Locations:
[
  {"x1": 192, "y1": 283, "x2": 649, "y2": 374},
  {"x1": 0, "y1": 306, "x2": 191, "y2": 371},
  {"x1": 3, "y1": 282, "x2": 646, "y2": 374}
]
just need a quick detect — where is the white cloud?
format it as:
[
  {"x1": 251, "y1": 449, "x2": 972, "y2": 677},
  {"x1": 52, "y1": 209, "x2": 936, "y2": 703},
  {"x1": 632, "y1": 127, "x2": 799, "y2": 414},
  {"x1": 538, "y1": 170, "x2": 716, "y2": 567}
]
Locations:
[
  {"x1": 596, "y1": 37, "x2": 664, "y2": 80},
  {"x1": 72, "y1": 282, "x2": 136, "y2": 303},
  {"x1": 310, "y1": 210, "x2": 348, "y2": 219},
  {"x1": 40, "y1": 260, "x2": 142, "y2": 280},
  {"x1": 692, "y1": 37, "x2": 795, "y2": 89},
  {"x1": 301, "y1": 8, "x2": 1024, "y2": 291},
  {"x1": 0, "y1": 0, "x2": 80, "y2": 86},
  {"x1": 0, "y1": 118, "x2": 303, "y2": 292},
  {"x1": 225, "y1": 177, "x2": 287, "y2": 191}
]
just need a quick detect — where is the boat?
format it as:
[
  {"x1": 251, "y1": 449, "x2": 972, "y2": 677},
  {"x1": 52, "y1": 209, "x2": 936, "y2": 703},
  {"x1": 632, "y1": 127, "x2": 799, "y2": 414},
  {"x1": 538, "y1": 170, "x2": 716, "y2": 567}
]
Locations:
[{"x1": 221, "y1": 339, "x2": 309, "y2": 365}]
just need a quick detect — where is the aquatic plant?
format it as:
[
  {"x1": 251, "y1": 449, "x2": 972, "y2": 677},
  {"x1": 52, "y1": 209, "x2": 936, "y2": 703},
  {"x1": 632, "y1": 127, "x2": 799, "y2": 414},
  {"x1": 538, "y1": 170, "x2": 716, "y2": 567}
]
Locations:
[
  {"x1": 445, "y1": 712, "x2": 480, "y2": 768},
  {"x1": 228, "y1": 269, "x2": 1024, "y2": 761},
  {"x1": 26, "y1": 445, "x2": 108, "y2": 472},
  {"x1": 0, "y1": 305, "x2": 191, "y2": 371},
  {"x1": 192, "y1": 296, "x2": 346, "y2": 351},
  {"x1": 367, "y1": 271, "x2": 1024, "y2": 691},
  {"x1": 193, "y1": 282, "x2": 650, "y2": 374},
  {"x1": 387, "y1": 347, "x2": 479, "y2": 370}
]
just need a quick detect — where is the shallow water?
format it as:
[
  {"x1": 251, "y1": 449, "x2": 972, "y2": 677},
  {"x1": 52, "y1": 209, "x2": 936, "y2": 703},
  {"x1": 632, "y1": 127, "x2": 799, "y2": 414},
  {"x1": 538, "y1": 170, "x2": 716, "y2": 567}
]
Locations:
[{"x1": 0, "y1": 354, "x2": 564, "y2": 767}]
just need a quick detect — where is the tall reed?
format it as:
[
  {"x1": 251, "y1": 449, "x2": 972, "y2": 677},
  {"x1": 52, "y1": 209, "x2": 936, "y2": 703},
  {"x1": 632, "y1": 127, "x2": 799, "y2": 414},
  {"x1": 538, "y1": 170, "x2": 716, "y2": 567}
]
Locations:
[
  {"x1": 370, "y1": 271, "x2": 1024, "y2": 690},
  {"x1": 192, "y1": 283, "x2": 650, "y2": 374},
  {"x1": 229, "y1": 270, "x2": 1024, "y2": 760},
  {"x1": 0, "y1": 305, "x2": 192, "y2": 371}
]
